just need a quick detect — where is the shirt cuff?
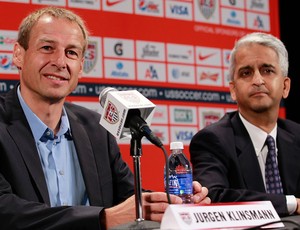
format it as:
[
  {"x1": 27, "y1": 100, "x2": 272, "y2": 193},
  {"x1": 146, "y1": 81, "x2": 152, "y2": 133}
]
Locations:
[{"x1": 286, "y1": 195, "x2": 297, "y2": 215}]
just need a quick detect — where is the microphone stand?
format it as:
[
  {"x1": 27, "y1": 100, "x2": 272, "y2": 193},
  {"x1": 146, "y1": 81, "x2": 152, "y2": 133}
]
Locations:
[{"x1": 109, "y1": 130, "x2": 160, "y2": 230}]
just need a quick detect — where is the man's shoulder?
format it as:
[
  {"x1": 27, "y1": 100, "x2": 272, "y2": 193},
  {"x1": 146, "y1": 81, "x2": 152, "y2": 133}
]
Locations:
[
  {"x1": 64, "y1": 102, "x2": 101, "y2": 119},
  {"x1": 192, "y1": 111, "x2": 237, "y2": 140},
  {"x1": 278, "y1": 117, "x2": 300, "y2": 131},
  {"x1": 203, "y1": 110, "x2": 237, "y2": 130},
  {"x1": 0, "y1": 88, "x2": 18, "y2": 121}
]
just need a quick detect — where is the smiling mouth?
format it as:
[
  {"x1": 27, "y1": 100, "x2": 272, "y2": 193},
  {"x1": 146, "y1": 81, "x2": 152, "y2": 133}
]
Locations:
[{"x1": 46, "y1": 75, "x2": 66, "y2": 81}]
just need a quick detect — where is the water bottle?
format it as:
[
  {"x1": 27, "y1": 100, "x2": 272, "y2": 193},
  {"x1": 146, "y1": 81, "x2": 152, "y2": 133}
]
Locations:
[{"x1": 164, "y1": 141, "x2": 193, "y2": 204}]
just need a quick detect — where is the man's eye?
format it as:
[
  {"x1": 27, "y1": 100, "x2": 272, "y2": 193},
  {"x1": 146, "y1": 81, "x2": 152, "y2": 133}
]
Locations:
[
  {"x1": 240, "y1": 70, "x2": 251, "y2": 77},
  {"x1": 263, "y1": 69, "x2": 274, "y2": 74},
  {"x1": 42, "y1": 46, "x2": 52, "y2": 51},
  {"x1": 66, "y1": 50, "x2": 79, "y2": 58}
]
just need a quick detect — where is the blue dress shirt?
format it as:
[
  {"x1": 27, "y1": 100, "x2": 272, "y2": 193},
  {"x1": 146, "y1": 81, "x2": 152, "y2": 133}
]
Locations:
[{"x1": 17, "y1": 87, "x2": 89, "y2": 207}]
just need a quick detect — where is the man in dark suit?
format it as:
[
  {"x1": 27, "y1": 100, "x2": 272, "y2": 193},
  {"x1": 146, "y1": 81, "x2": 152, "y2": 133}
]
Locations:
[
  {"x1": 0, "y1": 6, "x2": 210, "y2": 230},
  {"x1": 190, "y1": 32, "x2": 300, "y2": 217}
]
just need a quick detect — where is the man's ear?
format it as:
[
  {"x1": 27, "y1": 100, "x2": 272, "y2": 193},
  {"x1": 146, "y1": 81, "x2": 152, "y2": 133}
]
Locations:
[
  {"x1": 78, "y1": 57, "x2": 84, "y2": 79},
  {"x1": 13, "y1": 43, "x2": 24, "y2": 70},
  {"x1": 229, "y1": 81, "x2": 237, "y2": 101},
  {"x1": 282, "y1": 76, "x2": 291, "y2": 99}
]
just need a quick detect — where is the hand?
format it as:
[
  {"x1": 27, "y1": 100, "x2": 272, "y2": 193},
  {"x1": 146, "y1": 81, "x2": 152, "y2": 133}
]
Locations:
[
  {"x1": 101, "y1": 192, "x2": 181, "y2": 229},
  {"x1": 142, "y1": 192, "x2": 182, "y2": 221},
  {"x1": 102, "y1": 182, "x2": 211, "y2": 229},
  {"x1": 192, "y1": 181, "x2": 211, "y2": 204},
  {"x1": 296, "y1": 198, "x2": 300, "y2": 214}
]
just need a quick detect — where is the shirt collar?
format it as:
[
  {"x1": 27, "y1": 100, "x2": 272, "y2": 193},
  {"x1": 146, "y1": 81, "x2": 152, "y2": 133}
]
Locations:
[
  {"x1": 17, "y1": 86, "x2": 71, "y2": 142},
  {"x1": 239, "y1": 112, "x2": 277, "y2": 156}
]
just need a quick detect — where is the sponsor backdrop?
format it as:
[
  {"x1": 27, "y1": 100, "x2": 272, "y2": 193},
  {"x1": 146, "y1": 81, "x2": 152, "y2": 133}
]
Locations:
[{"x1": 0, "y1": 0, "x2": 280, "y2": 191}]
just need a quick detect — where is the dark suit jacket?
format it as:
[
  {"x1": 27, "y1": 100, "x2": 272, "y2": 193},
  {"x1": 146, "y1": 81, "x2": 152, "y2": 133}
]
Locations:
[
  {"x1": 190, "y1": 111, "x2": 300, "y2": 217},
  {"x1": 0, "y1": 85, "x2": 135, "y2": 230}
]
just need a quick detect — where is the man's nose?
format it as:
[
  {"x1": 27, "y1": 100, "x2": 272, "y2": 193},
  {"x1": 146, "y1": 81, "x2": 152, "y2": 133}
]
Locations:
[
  {"x1": 51, "y1": 50, "x2": 67, "y2": 69},
  {"x1": 252, "y1": 71, "x2": 264, "y2": 85}
]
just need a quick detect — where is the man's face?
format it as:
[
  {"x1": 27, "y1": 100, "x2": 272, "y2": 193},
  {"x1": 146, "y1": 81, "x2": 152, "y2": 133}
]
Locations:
[
  {"x1": 13, "y1": 14, "x2": 85, "y2": 104},
  {"x1": 229, "y1": 43, "x2": 290, "y2": 115}
]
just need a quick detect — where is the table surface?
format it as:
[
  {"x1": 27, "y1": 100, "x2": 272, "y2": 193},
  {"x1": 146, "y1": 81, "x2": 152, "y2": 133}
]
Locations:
[
  {"x1": 109, "y1": 215, "x2": 300, "y2": 230},
  {"x1": 278, "y1": 215, "x2": 300, "y2": 229}
]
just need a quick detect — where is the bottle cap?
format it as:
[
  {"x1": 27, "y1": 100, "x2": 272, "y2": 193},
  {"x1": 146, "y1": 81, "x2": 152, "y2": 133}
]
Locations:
[{"x1": 170, "y1": 141, "x2": 184, "y2": 150}]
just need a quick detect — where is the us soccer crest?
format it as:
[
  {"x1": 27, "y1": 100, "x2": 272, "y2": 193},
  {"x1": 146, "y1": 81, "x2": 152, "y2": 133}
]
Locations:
[
  {"x1": 179, "y1": 212, "x2": 192, "y2": 225},
  {"x1": 83, "y1": 41, "x2": 97, "y2": 74},
  {"x1": 197, "y1": 0, "x2": 217, "y2": 19},
  {"x1": 103, "y1": 101, "x2": 119, "y2": 124}
]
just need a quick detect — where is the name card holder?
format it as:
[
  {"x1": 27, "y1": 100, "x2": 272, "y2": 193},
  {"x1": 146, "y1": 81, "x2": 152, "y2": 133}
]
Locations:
[{"x1": 160, "y1": 201, "x2": 284, "y2": 229}]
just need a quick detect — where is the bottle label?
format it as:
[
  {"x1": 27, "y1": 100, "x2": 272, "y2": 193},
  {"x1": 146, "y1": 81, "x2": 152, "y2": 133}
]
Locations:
[{"x1": 167, "y1": 173, "x2": 193, "y2": 195}]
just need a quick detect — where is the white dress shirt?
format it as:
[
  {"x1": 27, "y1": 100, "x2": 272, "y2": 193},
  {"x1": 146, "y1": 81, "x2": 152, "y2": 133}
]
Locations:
[{"x1": 239, "y1": 112, "x2": 296, "y2": 215}]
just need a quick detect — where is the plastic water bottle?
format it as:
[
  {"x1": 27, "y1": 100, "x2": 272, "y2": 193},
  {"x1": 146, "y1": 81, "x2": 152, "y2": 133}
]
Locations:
[{"x1": 164, "y1": 141, "x2": 193, "y2": 204}]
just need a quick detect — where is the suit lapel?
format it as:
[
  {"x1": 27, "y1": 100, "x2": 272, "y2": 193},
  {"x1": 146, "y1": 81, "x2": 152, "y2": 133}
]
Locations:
[
  {"x1": 231, "y1": 113, "x2": 266, "y2": 192},
  {"x1": 277, "y1": 127, "x2": 300, "y2": 193},
  {"x1": 4, "y1": 87, "x2": 50, "y2": 204},
  {"x1": 66, "y1": 109, "x2": 102, "y2": 205},
  {"x1": 7, "y1": 119, "x2": 51, "y2": 204}
]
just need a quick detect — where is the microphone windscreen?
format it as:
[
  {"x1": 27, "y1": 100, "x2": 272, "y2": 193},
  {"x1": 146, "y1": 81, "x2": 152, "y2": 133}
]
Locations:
[{"x1": 99, "y1": 87, "x2": 118, "y2": 108}]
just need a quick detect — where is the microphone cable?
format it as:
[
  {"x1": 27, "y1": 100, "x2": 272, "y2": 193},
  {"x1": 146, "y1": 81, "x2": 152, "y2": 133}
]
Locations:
[{"x1": 160, "y1": 144, "x2": 172, "y2": 204}]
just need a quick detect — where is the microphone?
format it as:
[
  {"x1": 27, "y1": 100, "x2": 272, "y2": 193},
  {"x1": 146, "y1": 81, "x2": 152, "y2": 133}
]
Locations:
[{"x1": 99, "y1": 87, "x2": 163, "y2": 147}]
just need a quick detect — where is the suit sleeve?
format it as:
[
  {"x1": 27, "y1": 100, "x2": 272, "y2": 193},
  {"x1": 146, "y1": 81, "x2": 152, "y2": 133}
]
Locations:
[{"x1": 0, "y1": 171, "x2": 103, "y2": 230}]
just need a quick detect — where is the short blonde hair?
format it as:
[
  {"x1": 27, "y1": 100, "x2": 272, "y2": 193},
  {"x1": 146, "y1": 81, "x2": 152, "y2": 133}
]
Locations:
[{"x1": 17, "y1": 6, "x2": 89, "y2": 53}]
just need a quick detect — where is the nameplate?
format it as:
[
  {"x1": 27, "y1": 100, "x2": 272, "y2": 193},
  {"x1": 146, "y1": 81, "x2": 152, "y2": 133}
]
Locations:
[{"x1": 160, "y1": 201, "x2": 284, "y2": 229}]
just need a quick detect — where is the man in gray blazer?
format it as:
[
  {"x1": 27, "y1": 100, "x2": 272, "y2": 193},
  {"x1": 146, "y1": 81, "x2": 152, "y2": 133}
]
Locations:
[{"x1": 190, "y1": 32, "x2": 300, "y2": 217}]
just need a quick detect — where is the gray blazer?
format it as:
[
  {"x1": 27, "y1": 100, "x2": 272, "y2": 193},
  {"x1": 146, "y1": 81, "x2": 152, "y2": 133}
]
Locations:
[{"x1": 0, "y1": 84, "x2": 135, "y2": 230}]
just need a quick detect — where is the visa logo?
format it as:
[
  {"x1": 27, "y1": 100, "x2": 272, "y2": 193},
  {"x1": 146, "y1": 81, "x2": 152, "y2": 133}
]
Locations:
[
  {"x1": 170, "y1": 5, "x2": 189, "y2": 15},
  {"x1": 175, "y1": 131, "x2": 194, "y2": 141}
]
